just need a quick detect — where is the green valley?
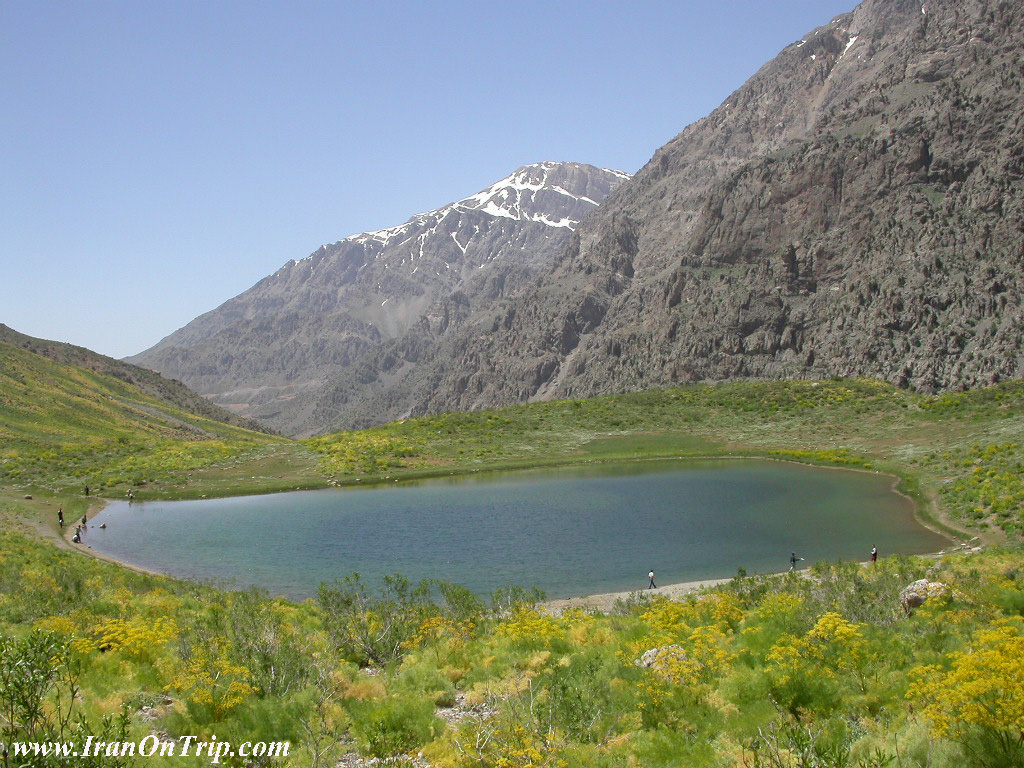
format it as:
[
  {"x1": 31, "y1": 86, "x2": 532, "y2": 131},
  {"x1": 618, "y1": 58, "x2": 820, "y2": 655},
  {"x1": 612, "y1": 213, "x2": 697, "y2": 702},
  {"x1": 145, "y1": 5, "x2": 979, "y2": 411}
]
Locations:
[{"x1": 2, "y1": 338, "x2": 1023, "y2": 767}]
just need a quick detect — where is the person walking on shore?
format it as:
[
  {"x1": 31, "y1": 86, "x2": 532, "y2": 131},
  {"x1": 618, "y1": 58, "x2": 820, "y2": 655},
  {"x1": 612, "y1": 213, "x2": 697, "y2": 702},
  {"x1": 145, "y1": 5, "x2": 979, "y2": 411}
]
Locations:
[
  {"x1": 648, "y1": 570, "x2": 657, "y2": 589},
  {"x1": 790, "y1": 552, "x2": 804, "y2": 571},
  {"x1": 57, "y1": 508, "x2": 64, "y2": 528}
]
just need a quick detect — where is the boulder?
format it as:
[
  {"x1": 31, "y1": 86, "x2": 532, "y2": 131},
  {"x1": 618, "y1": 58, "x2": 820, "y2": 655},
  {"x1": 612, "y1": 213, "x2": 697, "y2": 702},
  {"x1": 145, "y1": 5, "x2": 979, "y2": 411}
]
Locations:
[
  {"x1": 636, "y1": 644, "x2": 697, "y2": 685},
  {"x1": 899, "y1": 579, "x2": 949, "y2": 614},
  {"x1": 636, "y1": 644, "x2": 688, "y2": 671}
]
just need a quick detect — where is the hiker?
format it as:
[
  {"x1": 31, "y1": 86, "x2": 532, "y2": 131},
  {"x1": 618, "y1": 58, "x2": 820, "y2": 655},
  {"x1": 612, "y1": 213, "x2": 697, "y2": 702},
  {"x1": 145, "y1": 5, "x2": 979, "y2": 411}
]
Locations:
[
  {"x1": 84, "y1": 485, "x2": 90, "y2": 496},
  {"x1": 790, "y1": 552, "x2": 804, "y2": 571},
  {"x1": 871, "y1": 546, "x2": 878, "y2": 563},
  {"x1": 57, "y1": 508, "x2": 64, "y2": 528},
  {"x1": 648, "y1": 570, "x2": 657, "y2": 589}
]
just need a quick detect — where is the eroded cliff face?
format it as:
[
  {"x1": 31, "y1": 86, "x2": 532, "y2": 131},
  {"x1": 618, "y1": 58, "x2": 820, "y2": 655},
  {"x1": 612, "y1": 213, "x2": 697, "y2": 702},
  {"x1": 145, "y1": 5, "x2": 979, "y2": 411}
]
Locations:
[{"x1": 305, "y1": 0, "x2": 1023, "y2": 432}]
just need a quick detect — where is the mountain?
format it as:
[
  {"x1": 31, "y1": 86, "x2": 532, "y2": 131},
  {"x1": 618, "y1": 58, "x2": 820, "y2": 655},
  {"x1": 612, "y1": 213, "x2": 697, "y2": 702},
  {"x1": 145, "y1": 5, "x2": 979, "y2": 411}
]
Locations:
[
  {"x1": 299, "y1": 0, "x2": 1024, "y2": 430},
  {"x1": 0, "y1": 324, "x2": 270, "y2": 435},
  {"x1": 128, "y1": 162, "x2": 629, "y2": 435}
]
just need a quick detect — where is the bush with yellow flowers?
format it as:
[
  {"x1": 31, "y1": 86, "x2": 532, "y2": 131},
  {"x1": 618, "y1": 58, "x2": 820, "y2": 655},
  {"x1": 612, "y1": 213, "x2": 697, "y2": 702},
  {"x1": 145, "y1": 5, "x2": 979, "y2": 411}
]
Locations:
[{"x1": 907, "y1": 617, "x2": 1024, "y2": 764}]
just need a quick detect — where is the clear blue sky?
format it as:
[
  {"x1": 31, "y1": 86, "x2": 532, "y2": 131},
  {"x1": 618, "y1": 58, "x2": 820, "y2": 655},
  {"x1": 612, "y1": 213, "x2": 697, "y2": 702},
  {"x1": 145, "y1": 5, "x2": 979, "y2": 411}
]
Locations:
[{"x1": 2, "y1": 0, "x2": 856, "y2": 359}]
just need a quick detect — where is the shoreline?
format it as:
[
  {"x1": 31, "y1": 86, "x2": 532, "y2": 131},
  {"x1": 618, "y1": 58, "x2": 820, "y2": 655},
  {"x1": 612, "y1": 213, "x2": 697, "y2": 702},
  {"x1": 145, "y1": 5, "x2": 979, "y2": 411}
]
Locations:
[
  {"x1": 61, "y1": 499, "x2": 170, "y2": 579},
  {"x1": 544, "y1": 576, "x2": 735, "y2": 614},
  {"x1": 543, "y1": 538, "x2": 982, "y2": 615},
  {"x1": 48, "y1": 454, "x2": 974, "y2": 605}
]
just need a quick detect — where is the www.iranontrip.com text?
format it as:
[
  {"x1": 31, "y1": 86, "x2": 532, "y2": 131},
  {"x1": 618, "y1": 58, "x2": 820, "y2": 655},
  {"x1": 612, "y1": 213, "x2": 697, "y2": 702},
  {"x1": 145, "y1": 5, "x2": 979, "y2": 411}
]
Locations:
[{"x1": 4, "y1": 734, "x2": 289, "y2": 763}]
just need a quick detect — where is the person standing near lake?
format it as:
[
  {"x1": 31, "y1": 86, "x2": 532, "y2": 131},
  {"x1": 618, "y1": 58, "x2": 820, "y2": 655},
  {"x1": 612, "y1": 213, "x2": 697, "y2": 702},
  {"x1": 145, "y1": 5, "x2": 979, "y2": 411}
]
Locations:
[
  {"x1": 648, "y1": 570, "x2": 657, "y2": 589},
  {"x1": 871, "y1": 546, "x2": 878, "y2": 563},
  {"x1": 790, "y1": 552, "x2": 804, "y2": 571}
]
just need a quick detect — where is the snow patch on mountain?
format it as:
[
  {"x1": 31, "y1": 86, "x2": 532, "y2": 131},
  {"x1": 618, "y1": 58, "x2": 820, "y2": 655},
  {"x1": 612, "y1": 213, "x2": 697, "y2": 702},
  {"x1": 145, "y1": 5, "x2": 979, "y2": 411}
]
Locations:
[{"x1": 330, "y1": 162, "x2": 631, "y2": 255}]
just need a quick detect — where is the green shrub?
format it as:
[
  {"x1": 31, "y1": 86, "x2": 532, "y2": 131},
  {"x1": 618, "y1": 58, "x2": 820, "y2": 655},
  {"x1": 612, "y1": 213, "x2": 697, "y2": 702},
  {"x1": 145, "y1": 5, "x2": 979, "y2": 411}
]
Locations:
[
  {"x1": 223, "y1": 589, "x2": 313, "y2": 697},
  {"x1": 317, "y1": 574, "x2": 436, "y2": 667},
  {"x1": 394, "y1": 658, "x2": 457, "y2": 706},
  {"x1": 538, "y1": 648, "x2": 628, "y2": 743},
  {"x1": 0, "y1": 631, "x2": 136, "y2": 766},
  {"x1": 349, "y1": 696, "x2": 442, "y2": 758}
]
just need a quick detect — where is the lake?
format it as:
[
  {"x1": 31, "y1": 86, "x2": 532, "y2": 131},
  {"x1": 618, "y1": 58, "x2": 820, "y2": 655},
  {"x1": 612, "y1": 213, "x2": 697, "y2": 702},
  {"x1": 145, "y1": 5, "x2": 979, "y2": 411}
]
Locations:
[{"x1": 87, "y1": 459, "x2": 949, "y2": 601}]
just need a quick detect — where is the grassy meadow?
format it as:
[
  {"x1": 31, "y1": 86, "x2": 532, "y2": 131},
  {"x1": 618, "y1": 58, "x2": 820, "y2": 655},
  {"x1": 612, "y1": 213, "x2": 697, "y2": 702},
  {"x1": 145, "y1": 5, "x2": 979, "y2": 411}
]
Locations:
[{"x1": 2, "y1": 338, "x2": 1024, "y2": 767}]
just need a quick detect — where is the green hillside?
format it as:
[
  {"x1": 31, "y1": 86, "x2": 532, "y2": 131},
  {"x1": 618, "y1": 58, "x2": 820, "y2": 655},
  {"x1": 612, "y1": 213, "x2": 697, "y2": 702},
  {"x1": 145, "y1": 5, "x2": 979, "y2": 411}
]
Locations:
[
  {"x1": 0, "y1": 333, "x2": 289, "y2": 498},
  {"x1": 0, "y1": 324, "x2": 269, "y2": 433}
]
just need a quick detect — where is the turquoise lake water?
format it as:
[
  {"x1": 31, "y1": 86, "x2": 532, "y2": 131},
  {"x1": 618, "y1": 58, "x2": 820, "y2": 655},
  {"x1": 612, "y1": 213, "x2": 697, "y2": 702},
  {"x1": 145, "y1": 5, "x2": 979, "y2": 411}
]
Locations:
[{"x1": 87, "y1": 459, "x2": 949, "y2": 601}]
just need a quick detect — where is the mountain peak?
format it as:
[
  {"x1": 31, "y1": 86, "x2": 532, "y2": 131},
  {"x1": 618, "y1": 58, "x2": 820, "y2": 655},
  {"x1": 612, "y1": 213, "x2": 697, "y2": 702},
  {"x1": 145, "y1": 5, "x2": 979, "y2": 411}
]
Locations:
[
  {"x1": 453, "y1": 162, "x2": 630, "y2": 230},
  {"x1": 346, "y1": 161, "x2": 629, "y2": 249}
]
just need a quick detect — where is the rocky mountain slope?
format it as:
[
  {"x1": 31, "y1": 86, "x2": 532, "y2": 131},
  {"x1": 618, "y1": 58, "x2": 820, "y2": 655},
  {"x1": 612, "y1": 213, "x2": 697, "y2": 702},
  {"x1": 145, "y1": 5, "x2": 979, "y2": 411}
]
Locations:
[
  {"x1": 128, "y1": 162, "x2": 627, "y2": 434},
  {"x1": 300, "y1": 0, "x2": 1024, "y2": 432}
]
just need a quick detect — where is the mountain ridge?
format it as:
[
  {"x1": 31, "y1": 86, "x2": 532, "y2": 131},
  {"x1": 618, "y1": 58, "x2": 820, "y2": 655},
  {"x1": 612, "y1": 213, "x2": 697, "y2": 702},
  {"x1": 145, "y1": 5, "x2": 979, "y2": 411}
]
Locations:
[
  {"x1": 133, "y1": 0, "x2": 1024, "y2": 436},
  {"x1": 298, "y1": 0, "x2": 1023, "y2": 432},
  {"x1": 128, "y1": 162, "x2": 629, "y2": 434}
]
